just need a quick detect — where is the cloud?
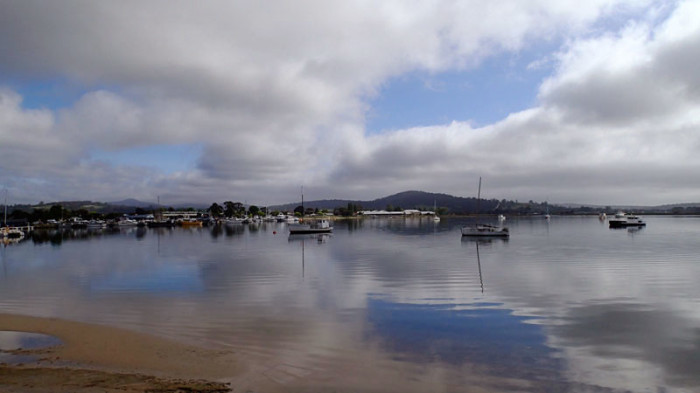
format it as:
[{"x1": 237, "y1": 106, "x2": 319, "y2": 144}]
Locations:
[
  {"x1": 330, "y1": 0, "x2": 700, "y2": 205},
  {"x1": 1, "y1": 0, "x2": 698, "y2": 205}
]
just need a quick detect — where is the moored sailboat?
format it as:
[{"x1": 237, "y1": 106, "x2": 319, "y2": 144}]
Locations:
[{"x1": 461, "y1": 177, "x2": 509, "y2": 238}]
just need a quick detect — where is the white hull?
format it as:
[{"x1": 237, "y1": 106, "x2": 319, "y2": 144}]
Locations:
[
  {"x1": 289, "y1": 219, "x2": 333, "y2": 234},
  {"x1": 289, "y1": 225, "x2": 333, "y2": 234},
  {"x1": 609, "y1": 212, "x2": 645, "y2": 228},
  {"x1": 461, "y1": 225, "x2": 509, "y2": 238}
]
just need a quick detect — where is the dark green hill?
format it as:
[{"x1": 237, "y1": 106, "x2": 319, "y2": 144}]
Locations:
[{"x1": 271, "y1": 190, "x2": 507, "y2": 214}]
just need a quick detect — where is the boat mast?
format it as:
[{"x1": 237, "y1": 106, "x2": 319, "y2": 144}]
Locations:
[
  {"x1": 3, "y1": 189, "x2": 7, "y2": 228},
  {"x1": 476, "y1": 177, "x2": 482, "y2": 218},
  {"x1": 301, "y1": 186, "x2": 304, "y2": 219}
]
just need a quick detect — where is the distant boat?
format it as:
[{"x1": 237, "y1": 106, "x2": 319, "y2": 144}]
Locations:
[
  {"x1": 86, "y1": 220, "x2": 106, "y2": 229},
  {"x1": 498, "y1": 214, "x2": 506, "y2": 221},
  {"x1": 461, "y1": 177, "x2": 510, "y2": 238},
  {"x1": 180, "y1": 219, "x2": 203, "y2": 227},
  {"x1": 289, "y1": 218, "x2": 333, "y2": 234},
  {"x1": 117, "y1": 218, "x2": 139, "y2": 227},
  {"x1": 433, "y1": 199, "x2": 440, "y2": 222},
  {"x1": 224, "y1": 217, "x2": 243, "y2": 226},
  {"x1": 1, "y1": 227, "x2": 25, "y2": 241},
  {"x1": 289, "y1": 187, "x2": 333, "y2": 234},
  {"x1": 147, "y1": 219, "x2": 175, "y2": 228},
  {"x1": 608, "y1": 212, "x2": 646, "y2": 228}
]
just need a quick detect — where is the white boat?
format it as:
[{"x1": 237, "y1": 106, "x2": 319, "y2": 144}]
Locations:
[
  {"x1": 498, "y1": 214, "x2": 506, "y2": 221},
  {"x1": 1, "y1": 227, "x2": 25, "y2": 241},
  {"x1": 608, "y1": 212, "x2": 646, "y2": 228},
  {"x1": 433, "y1": 199, "x2": 440, "y2": 222},
  {"x1": 86, "y1": 220, "x2": 106, "y2": 229},
  {"x1": 461, "y1": 224, "x2": 510, "y2": 237},
  {"x1": 289, "y1": 219, "x2": 333, "y2": 234},
  {"x1": 224, "y1": 217, "x2": 244, "y2": 226},
  {"x1": 117, "y1": 218, "x2": 139, "y2": 227},
  {"x1": 462, "y1": 177, "x2": 510, "y2": 238}
]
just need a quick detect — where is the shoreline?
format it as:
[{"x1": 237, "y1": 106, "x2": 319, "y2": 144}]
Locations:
[
  {"x1": 0, "y1": 313, "x2": 240, "y2": 392},
  {"x1": 0, "y1": 313, "x2": 543, "y2": 393}
]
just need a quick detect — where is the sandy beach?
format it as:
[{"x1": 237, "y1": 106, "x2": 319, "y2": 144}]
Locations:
[
  {"x1": 0, "y1": 313, "x2": 240, "y2": 392},
  {"x1": 0, "y1": 313, "x2": 548, "y2": 393}
]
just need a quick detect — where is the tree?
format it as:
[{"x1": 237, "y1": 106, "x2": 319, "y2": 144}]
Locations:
[
  {"x1": 294, "y1": 205, "x2": 304, "y2": 215},
  {"x1": 208, "y1": 203, "x2": 223, "y2": 218},
  {"x1": 223, "y1": 201, "x2": 235, "y2": 217},
  {"x1": 48, "y1": 205, "x2": 63, "y2": 219},
  {"x1": 248, "y1": 205, "x2": 260, "y2": 216},
  {"x1": 224, "y1": 201, "x2": 245, "y2": 217}
]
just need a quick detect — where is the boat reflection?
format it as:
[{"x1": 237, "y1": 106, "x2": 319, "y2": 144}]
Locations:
[
  {"x1": 460, "y1": 236, "x2": 509, "y2": 245},
  {"x1": 288, "y1": 234, "x2": 330, "y2": 278},
  {"x1": 288, "y1": 233, "x2": 330, "y2": 243}
]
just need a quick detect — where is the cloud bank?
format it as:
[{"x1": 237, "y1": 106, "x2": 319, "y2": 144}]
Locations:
[{"x1": 1, "y1": 0, "x2": 698, "y2": 205}]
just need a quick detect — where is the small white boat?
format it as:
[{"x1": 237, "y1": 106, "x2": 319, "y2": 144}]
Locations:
[
  {"x1": 498, "y1": 214, "x2": 506, "y2": 221},
  {"x1": 432, "y1": 199, "x2": 440, "y2": 222},
  {"x1": 224, "y1": 217, "x2": 244, "y2": 226},
  {"x1": 1, "y1": 227, "x2": 25, "y2": 241},
  {"x1": 117, "y1": 218, "x2": 139, "y2": 227},
  {"x1": 86, "y1": 220, "x2": 106, "y2": 229},
  {"x1": 289, "y1": 219, "x2": 333, "y2": 234}
]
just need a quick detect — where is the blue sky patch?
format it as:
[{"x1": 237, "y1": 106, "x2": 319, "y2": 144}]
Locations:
[{"x1": 365, "y1": 51, "x2": 553, "y2": 133}]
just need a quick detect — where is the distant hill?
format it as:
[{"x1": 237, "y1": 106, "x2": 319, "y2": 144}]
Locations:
[
  {"x1": 108, "y1": 199, "x2": 210, "y2": 210},
  {"x1": 271, "y1": 190, "x2": 506, "y2": 214},
  {"x1": 108, "y1": 198, "x2": 156, "y2": 209}
]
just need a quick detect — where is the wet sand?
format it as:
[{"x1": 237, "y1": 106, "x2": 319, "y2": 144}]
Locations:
[
  {"x1": 0, "y1": 313, "x2": 564, "y2": 393},
  {"x1": 0, "y1": 313, "x2": 239, "y2": 392}
]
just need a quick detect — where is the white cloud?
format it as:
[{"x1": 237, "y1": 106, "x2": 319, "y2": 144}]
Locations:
[{"x1": 1, "y1": 0, "x2": 697, "y2": 205}]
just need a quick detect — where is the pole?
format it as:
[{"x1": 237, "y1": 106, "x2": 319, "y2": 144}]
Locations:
[{"x1": 3, "y1": 189, "x2": 7, "y2": 228}]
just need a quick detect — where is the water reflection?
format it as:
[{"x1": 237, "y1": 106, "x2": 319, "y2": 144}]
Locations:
[
  {"x1": 366, "y1": 299, "x2": 562, "y2": 378},
  {"x1": 553, "y1": 302, "x2": 700, "y2": 389},
  {"x1": 0, "y1": 331, "x2": 62, "y2": 364},
  {"x1": 1, "y1": 217, "x2": 700, "y2": 392}
]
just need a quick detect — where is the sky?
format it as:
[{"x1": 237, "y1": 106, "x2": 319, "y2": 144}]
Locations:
[{"x1": 1, "y1": 0, "x2": 699, "y2": 206}]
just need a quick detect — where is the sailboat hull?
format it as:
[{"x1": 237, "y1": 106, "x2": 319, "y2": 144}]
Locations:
[{"x1": 461, "y1": 225, "x2": 509, "y2": 237}]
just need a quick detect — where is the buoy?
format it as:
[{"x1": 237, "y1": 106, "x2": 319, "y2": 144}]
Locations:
[{"x1": 273, "y1": 231, "x2": 276, "y2": 234}]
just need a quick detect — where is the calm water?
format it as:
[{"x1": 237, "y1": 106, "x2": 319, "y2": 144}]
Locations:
[{"x1": 1, "y1": 216, "x2": 699, "y2": 392}]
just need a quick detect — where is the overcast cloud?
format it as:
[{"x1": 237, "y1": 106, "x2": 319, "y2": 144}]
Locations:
[{"x1": 1, "y1": 0, "x2": 698, "y2": 206}]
